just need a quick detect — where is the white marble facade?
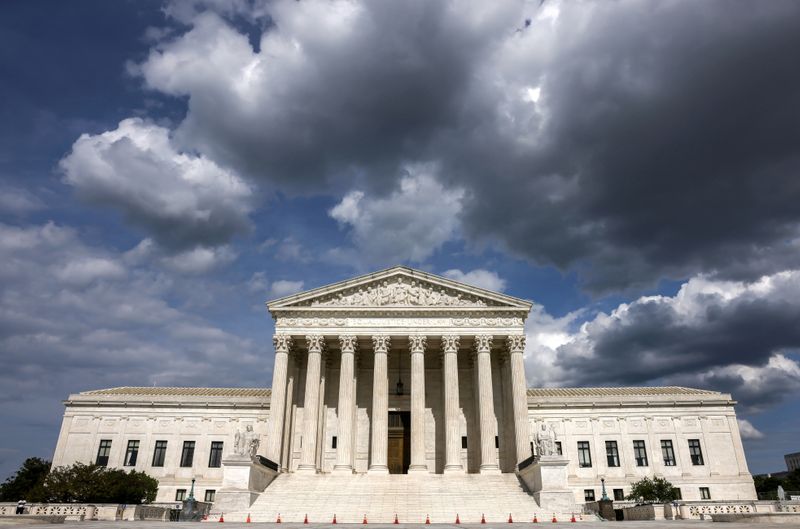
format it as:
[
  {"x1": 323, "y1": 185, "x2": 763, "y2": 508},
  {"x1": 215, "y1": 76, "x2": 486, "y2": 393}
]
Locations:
[{"x1": 51, "y1": 266, "x2": 757, "y2": 504}]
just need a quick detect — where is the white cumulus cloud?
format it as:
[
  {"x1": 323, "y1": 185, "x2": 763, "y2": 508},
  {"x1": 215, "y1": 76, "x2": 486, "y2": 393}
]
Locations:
[
  {"x1": 329, "y1": 169, "x2": 465, "y2": 265},
  {"x1": 60, "y1": 118, "x2": 254, "y2": 253}
]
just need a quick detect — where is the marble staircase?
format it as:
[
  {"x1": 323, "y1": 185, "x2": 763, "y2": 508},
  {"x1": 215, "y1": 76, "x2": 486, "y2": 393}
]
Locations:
[{"x1": 223, "y1": 473, "x2": 576, "y2": 523}]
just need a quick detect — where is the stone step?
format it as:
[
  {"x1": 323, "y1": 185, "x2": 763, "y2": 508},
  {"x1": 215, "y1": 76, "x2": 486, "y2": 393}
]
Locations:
[{"x1": 219, "y1": 473, "x2": 581, "y2": 524}]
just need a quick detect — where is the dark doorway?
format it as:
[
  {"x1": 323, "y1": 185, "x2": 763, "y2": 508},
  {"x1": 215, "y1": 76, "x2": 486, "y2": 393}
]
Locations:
[{"x1": 388, "y1": 411, "x2": 410, "y2": 474}]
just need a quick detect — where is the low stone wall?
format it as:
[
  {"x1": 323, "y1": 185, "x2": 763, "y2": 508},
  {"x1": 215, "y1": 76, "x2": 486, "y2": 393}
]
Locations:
[
  {"x1": 0, "y1": 502, "x2": 169, "y2": 521},
  {"x1": 621, "y1": 503, "x2": 666, "y2": 521},
  {"x1": 712, "y1": 512, "x2": 800, "y2": 524}
]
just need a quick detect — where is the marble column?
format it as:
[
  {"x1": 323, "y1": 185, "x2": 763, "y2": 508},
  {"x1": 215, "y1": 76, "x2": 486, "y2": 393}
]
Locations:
[
  {"x1": 280, "y1": 351, "x2": 296, "y2": 471},
  {"x1": 369, "y1": 335, "x2": 391, "y2": 474},
  {"x1": 297, "y1": 334, "x2": 325, "y2": 474},
  {"x1": 314, "y1": 352, "x2": 328, "y2": 471},
  {"x1": 334, "y1": 335, "x2": 358, "y2": 474},
  {"x1": 408, "y1": 335, "x2": 428, "y2": 474},
  {"x1": 265, "y1": 333, "x2": 292, "y2": 465},
  {"x1": 475, "y1": 334, "x2": 500, "y2": 474},
  {"x1": 441, "y1": 334, "x2": 464, "y2": 473},
  {"x1": 507, "y1": 335, "x2": 530, "y2": 466}
]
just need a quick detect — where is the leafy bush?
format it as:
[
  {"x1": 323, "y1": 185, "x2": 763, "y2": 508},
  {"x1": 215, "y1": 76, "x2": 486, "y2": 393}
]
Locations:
[
  {"x1": 626, "y1": 476, "x2": 679, "y2": 503},
  {"x1": 42, "y1": 464, "x2": 158, "y2": 504},
  {"x1": 0, "y1": 459, "x2": 157, "y2": 504}
]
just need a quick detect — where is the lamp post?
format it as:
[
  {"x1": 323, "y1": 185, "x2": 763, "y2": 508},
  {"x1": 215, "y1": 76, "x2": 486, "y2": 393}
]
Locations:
[
  {"x1": 601, "y1": 477, "x2": 609, "y2": 501},
  {"x1": 188, "y1": 478, "x2": 196, "y2": 501}
]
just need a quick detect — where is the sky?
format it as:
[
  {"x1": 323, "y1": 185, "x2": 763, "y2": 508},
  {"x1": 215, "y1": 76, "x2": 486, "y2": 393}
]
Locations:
[{"x1": 1, "y1": 0, "x2": 799, "y2": 480}]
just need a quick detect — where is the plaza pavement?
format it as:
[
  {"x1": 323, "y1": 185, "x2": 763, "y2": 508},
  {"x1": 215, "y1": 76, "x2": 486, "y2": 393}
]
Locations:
[{"x1": 3, "y1": 522, "x2": 799, "y2": 528}]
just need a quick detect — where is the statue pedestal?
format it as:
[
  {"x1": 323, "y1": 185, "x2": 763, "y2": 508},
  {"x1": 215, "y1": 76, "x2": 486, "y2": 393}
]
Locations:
[
  {"x1": 214, "y1": 455, "x2": 278, "y2": 513},
  {"x1": 518, "y1": 456, "x2": 576, "y2": 513}
]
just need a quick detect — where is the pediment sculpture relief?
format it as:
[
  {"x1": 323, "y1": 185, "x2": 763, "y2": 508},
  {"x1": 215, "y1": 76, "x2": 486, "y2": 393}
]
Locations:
[{"x1": 302, "y1": 277, "x2": 494, "y2": 307}]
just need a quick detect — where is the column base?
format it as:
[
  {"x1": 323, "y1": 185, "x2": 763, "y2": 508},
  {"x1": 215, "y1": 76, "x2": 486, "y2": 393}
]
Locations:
[
  {"x1": 443, "y1": 464, "x2": 465, "y2": 474},
  {"x1": 479, "y1": 464, "x2": 501, "y2": 475},
  {"x1": 295, "y1": 464, "x2": 317, "y2": 475},
  {"x1": 407, "y1": 465, "x2": 429, "y2": 474},
  {"x1": 332, "y1": 465, "x2": 354, "y2": 475},
  {"x1": 368, "y1": 465, "x2": 389, "y2": 475}
]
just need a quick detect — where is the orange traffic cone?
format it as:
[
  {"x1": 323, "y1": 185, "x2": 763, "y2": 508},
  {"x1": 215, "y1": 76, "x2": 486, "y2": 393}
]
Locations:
[
  {"x1": 533, "y1": 514, "x2": 539, "y2": 523},
  {"x1": 425, "y1": 514, "x2": 431, "y2": 524},
  {"x1": 394, "y1": 514, "x2": 399, "y2": 524},
  {"x1": 551, "y1": 514, "x2": 557, "y2": 523},
  {"x1": 246, "y1": 513, "x2": 251, "y2": 523},
  {"x1": 333, "y1": 514, "x2": 337, "y2": 524},
  {"x1": 276, "y1": 514, "x2": 282, "y2": 523},
  {"x1": 508, "y1": 513, "x2": 514, "y2": 523},
  {"x1": 455, "y1": 514, "x2": 461, "y2": 524},
  {"x1": 570, "y1": 513, "x2": 576, "y2": 523},
  {"x1": 218, "y1": 513, "x2": 224, "y2": 523},
  {"x1": 304, "y1": 514, "x2": 309, "y2": 524},
  {"x1": 481, "y1": 513, "x2": 486, "y2": 524},
  {"x1": 363, "y1": 514, "x2": 368, "y2": 524}
]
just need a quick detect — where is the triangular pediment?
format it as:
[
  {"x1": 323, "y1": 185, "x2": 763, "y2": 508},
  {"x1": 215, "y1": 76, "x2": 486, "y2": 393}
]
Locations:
[{"x1": 267, "y1": 266, "x2": 532, "y2": 311}]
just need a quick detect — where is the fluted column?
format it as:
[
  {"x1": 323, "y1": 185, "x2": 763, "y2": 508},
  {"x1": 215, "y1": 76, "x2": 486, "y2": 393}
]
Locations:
[
  {"x1": 506, "y1": 335, "x2": 530, "y2": 466},
  {"x1": 408, "y1": 335, "x2": 428, "y2": 473},
  {"x1": 333, "y1": 335, "x2": 358, "y2": 474},
  {"x1": 369, "y1": 335, "x2": 391, "y2": 474},
  {"x1": 297, "y1": 335, "x2": 325, "y2": 473},
  {"x1": 280, "y1": 351, "x2": 296, "y2": 471},
  {"x1": 442, "y1": 334, "x2": 464, "y2": 473},
  {"x1": 266, "y1": 334, "x2": 293, "y2": 465},
  {"x1": 475, "y1": 334, "x2": 500, "y2": 474}
]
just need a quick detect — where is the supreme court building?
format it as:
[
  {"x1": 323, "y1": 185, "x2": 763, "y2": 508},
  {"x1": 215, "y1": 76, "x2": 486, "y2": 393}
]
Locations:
[{"x1": 52, "y1": 267, "x2": 757, "y2": 521}]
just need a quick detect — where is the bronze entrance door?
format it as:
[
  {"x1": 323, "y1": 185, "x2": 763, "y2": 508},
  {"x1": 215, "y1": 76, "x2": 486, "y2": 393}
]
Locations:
[{"x1": 387, "y1": 411, "x2": 410, "y2": 474}]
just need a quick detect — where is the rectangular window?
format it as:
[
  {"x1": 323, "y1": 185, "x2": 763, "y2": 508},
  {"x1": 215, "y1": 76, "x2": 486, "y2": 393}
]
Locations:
[
  {"x1": 584, "y1": 489, "x2": 595, "y2": 502},
  {"x1": 180, "y1": 441, "x2": 195, "y2": 467},
  {"x1": 495, "y1": 436, "x2": 499, "y2": 449},
  {"x1": 661, "y1": 440, "x2": 676, "y2": 466},
  {"x1": 175, "y1": 489, "x2": 187, "y2": 501},
  {"x1": 463, "y1": 436, "x2": 469, "y2": 449},
  {"x1": 700, "y1": 487, "x2": 711, "y2": 500},
  {"x1": 633, "y1": 440, "x2": 648, "y2": 467},
  {"x1": 613, "y1": 489, "x2": 625, "y2": 501},
  {"x1": 96, "y1": 440, "x2": 112, "y2": 467},
  {"x1": 688, "y1": 439, "x2": 705, "y2": 466},
  {"x1": 674, "y1": 488, "x2": 682, "y2": 500},
  {"x1": 124, "y1": 440, "x2": 140, "y2": 466},
  {"x1": 208, "y1": 441, "x2": 223, "y2": 468},
  {"x1": 555, "y1": 441, "x2": 562, "y2": 456},
  {"x1": 332, "y1": 436, "x2": 337, "y2": 449},
  {"x1": 152, "y1": 440, "x2": 167, "y2": 467},
  {"x1": 204, "y1": 490, "x2": 216, "y2": 503},
  {"x1": 605, "y1": 440, "x2": 620, "y2": 467},
  {"x1": 577, "y1": 441, "x2": 592, "y2": 468}
]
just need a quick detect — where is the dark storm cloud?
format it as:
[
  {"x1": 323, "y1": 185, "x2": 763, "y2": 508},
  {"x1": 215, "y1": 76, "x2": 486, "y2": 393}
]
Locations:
[
  {"x1": 132, "y1": 0, "x2": 800, "y2": 290},
  {"x1": 449, "y1": 1, "x2": 800, "y2": 292},
  {"x1": 545, "y1": 273, "x2": 800, "y2": 411}
]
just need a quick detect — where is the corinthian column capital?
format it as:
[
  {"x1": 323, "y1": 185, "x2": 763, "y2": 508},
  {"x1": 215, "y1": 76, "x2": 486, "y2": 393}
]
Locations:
[
  {"x1": 441, "y1": 334, "x2": 460, "y2": 354},
  {"x1": 273, "y1": 333, "x2": 293, "y2": 353},
  {"x1": 339, "y1": 335, "x2": 358, "y2": 353},
  {"x1": 473, "y1": 334, "x2": 494, "y2": 353},
  {"x1": 372, "y1": 335, "x2": 391, "y2": 354},
  {"x1": 408, "y1": 335, "x2": 427, "y2": 353},
  {"x1": 306, "y1": 334, "x2": 326, "y2": 353},
  {"x1": 506, "y1": 334, "x2": 526, "y2": 354}
]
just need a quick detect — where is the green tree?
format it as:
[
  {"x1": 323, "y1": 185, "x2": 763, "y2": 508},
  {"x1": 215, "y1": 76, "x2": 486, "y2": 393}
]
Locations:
[
  {"x1": 754, "y1": 469, "x2": 800, "y2": 498},
  {"x1": 626, "y1": 476, "x2": 679, "y2": 503},
  {"x1": 0, "y1": 457, "x2": 51, "y2": 502}
]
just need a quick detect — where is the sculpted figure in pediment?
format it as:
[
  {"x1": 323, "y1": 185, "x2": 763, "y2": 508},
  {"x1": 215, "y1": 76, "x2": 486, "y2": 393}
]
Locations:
[{"x1": 304, "y1": 277, "x2": 490, "y2": 307}]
